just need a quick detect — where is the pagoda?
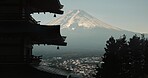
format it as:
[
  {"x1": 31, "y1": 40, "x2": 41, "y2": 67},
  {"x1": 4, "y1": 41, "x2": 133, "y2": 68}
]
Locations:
[{"x1": 0, "y1": 0, "x2": 66, "y2": 64}]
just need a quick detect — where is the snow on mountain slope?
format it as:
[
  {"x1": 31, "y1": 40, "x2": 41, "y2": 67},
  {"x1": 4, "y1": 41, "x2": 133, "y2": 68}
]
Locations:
[{"x1": 49, "y1": 10, "x2": 121, "y2": 31}]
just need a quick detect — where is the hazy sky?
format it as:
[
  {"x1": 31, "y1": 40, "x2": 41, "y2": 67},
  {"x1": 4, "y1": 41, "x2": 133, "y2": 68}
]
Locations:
[{"x1": 32, "y1": 0, "x2": 148, "y2": 33}]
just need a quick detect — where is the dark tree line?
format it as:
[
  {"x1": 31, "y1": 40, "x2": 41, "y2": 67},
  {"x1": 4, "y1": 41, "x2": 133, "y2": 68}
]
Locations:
[{"x1": 95, "y1": 34, "x2": 148, "y2": 78}]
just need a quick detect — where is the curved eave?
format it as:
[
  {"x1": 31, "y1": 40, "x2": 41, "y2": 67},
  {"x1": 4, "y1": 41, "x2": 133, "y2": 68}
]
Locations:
[
  {"x1": 29, "y1": 0, "x2": 64, "y2": 14},
  {"x1": 30, "y1": 25, "x2": 67, "y2": 46},
  {"x1": 0, "y1": 22, "x2": 67, "y2": 46},
  {"x1": 32, "y1": 9, "x2": 64, "y2": 14}
]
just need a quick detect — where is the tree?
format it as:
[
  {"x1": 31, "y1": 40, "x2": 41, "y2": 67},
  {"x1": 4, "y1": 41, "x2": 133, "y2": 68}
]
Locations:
[
  {"x1": 144, "y1": 38, "x2": 148, "y2": 74},
  {"x1": 127, "y1": 35, "x2": 145, "y2": 78},
  {"x1": 95, "y1": 34, "x2": 146, "y2": 78},
  {"x1": 95, "y1": 36, "x2": 126, "y2": 78},
  {"x1": 116, "y1": 35, "x2": 129, "y2": 78}
]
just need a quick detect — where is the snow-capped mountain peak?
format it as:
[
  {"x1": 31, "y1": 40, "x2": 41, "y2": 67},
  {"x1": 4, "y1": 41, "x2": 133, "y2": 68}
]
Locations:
[{"x1": 49, "y1": 10, "x2": 121, "y2": 30}]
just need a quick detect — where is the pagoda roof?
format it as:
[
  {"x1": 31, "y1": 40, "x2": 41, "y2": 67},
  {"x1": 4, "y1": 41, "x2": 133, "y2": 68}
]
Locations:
[
  {"x1": 0, "y1": 0, "x2": 64, "y2": 14},
  {"x1": 29, "y1": 0, "x2": 64, "y2": 14},
  {"x1": 0, "y1": 22, "x2": 67, "y2": 46}
]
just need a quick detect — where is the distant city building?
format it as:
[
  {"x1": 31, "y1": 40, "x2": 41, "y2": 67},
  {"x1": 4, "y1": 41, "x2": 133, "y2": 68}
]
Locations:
[{"x1": 41, "y1": 56, "x2": 101, "y2": 78}]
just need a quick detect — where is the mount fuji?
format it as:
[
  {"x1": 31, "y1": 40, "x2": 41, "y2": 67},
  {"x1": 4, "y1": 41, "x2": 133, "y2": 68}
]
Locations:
[
  {"x1": 49, "y1": 10, "x2": 121, "y2": 30},
  {"x1": 34, "y1": 10, "x2": 140, "y2": 56}
]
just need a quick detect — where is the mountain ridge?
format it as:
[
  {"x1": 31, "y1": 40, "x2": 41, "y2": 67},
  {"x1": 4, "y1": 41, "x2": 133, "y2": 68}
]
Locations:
[{"x1": 49, "y1": 10, "x2": 121, "y2": 31}]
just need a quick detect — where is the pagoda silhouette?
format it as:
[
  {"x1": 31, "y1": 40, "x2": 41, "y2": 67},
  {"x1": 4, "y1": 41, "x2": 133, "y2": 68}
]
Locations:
[{"x1": 0, "y1": 0, "x2": 67, "y2": 78}]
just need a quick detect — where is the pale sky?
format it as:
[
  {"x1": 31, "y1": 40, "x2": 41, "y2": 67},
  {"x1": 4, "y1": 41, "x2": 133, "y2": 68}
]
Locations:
[{"x1": 32, "y1": 0, "x2": 148, "y2": 33}]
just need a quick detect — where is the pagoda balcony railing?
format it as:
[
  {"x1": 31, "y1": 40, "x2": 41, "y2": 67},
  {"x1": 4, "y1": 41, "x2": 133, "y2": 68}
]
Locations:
[
  {"x1": 0, "y1": 13, "x2": 38, "y2": 24},
  {"x1": 0, "y1": 55, "x2": 42, "y2": 64}
]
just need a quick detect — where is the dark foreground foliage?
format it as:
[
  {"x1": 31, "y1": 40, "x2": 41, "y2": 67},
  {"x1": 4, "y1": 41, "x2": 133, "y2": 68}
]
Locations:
[{"x1": 95, "y1": 34, "x2": 148, "y2": 78}]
